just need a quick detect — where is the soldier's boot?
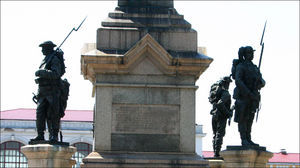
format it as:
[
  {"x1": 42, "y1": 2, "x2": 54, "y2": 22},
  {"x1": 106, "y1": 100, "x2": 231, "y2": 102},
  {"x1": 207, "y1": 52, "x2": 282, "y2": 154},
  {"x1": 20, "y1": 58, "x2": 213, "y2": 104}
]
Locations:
[
  {"x1": 241, "y1": 132, "x2": 251, "y2": 146},
  {"x1": 214, "y1": 146, "x2": 221, "y2": 157},
  {"x1": 49, "y1": 130, "x2": 59, "y2": 142},
  {"x1": 212, "y1": 139, "x2": 216, "y2": 154},
  {"x1": 247, "y1": 132, "x2": 259, "y2": 146},
  {"x1": 30, "y1": 132, "x2": 45, "y2": 141}
]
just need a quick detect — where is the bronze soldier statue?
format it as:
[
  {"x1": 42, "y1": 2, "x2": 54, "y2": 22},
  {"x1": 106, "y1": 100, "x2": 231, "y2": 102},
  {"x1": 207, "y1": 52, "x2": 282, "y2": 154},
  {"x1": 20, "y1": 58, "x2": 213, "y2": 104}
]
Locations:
[
  {"x1": 209, "y1": 76, "x2": 233, "y2": 157},
  {"x1": 232, "y1": 46, "x2": 265, "y2": 146},
  {"x1": 30, "y1": 41, "x2": 69, "y2": 143}
]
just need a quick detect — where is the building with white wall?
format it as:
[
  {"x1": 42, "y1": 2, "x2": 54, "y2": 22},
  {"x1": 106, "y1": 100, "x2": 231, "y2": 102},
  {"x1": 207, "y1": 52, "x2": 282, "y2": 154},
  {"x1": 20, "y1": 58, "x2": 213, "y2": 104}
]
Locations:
[{"x1": 1, "y1": 108, "x2": 206, "y2": 167}]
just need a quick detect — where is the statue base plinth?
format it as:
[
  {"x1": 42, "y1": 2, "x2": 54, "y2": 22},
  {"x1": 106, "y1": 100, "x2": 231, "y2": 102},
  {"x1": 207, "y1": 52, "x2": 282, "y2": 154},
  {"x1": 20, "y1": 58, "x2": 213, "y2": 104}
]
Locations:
[
  {"x1": 21, "y1": 144, "x2": 76, "y2": 168},
  {"x1": 204, "y1": 157, "x2": 224, "y2": 168},
  {"x1": 81, "y1": 152, "x2": 209, "y2": 168},
  {"x1": 220, "y1": 146, "x2": 273, "y2": 168}
]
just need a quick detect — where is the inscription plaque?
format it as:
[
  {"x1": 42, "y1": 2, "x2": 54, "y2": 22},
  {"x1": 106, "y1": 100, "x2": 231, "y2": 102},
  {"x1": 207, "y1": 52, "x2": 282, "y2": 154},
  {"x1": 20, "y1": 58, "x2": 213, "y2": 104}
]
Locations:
[{"x1": 112, "y1": 104, "x2": 179, "y2": 134}]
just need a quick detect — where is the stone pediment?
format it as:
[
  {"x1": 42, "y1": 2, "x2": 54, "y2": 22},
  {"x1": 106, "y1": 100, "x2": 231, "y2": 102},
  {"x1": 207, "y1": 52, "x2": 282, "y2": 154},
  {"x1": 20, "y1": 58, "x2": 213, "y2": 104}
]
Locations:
[
  {"x1": 123, "y1": 34, "x2": 174, "y2": 75},
  {"x1": 81, "y1": 34, "x2": 212, "y2": 83}
]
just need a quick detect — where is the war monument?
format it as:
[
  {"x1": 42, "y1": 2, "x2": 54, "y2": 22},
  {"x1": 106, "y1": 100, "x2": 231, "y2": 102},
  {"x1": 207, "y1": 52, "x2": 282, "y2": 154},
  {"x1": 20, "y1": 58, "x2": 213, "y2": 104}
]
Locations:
[{"x1": 80, "y1": 0, "x2": 213, "y2": 167}]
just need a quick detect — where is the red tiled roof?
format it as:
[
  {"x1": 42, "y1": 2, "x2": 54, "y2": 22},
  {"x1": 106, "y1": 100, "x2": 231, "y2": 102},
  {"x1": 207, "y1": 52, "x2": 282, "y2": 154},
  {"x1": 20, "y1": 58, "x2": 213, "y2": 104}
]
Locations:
[
  {"x1": 202, "y1": 151, "x2": 300, "y2": 163},
  {"x1": 269, "y1": 153, "x2": 300, "y2": 163},
  {"x1": 0, "y1": 108, "x2": 93, "y2": 122},
  {"x1": 202, "y1": 151, "x2": 214, "y2": 158}
]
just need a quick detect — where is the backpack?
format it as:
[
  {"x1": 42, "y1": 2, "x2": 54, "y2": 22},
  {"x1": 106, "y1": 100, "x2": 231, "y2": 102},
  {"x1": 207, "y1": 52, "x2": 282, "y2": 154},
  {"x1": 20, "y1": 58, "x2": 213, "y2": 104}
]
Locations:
[
  {"x1": 59, "y1": 78, "x2": 70, "y2": 118},
  {"x1": 231, "y1": 59, "x2": 240, "y2": 80}
]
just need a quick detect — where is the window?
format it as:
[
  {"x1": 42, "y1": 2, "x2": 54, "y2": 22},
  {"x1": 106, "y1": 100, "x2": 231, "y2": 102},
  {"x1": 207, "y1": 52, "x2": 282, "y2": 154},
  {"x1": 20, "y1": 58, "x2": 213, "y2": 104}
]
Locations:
[
  {"x1": 0, "y1": 141, "x2": 28, "y2": 168},
  {"x1": 72, "y1": 142, "x2": 92, "y2": 168}
]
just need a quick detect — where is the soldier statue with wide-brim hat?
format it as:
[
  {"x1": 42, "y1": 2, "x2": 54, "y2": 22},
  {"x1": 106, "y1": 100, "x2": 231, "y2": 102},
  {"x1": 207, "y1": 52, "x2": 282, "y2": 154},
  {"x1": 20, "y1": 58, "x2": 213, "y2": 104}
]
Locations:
[{"x1": 30, "y1": 40, "x2": 69, "y2": 143}]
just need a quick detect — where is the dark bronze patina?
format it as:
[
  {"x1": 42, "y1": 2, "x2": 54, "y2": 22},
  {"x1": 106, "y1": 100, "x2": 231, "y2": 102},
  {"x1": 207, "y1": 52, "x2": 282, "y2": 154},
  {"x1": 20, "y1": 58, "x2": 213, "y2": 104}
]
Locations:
[
  {"x1": 30, "y1": 41, "x2": 69, "y2": 143},
  {"x1": 209, "y1": 76, "x2": 233, "y2": 157},
  {"x1": 231, "y1": 46, "x2": 265, "y2": 147}
]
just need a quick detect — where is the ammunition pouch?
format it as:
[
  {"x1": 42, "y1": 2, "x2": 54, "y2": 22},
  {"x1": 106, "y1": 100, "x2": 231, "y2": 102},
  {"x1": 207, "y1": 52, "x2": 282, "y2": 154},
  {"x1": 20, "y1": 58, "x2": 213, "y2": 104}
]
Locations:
[{"x1": 35, "y1": 78, "x2": 60, "y2": 86}]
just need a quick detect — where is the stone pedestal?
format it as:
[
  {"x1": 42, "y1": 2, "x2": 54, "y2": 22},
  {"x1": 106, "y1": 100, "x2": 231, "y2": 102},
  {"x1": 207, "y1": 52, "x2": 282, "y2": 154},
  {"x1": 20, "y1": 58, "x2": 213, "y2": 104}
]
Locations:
[
  {"x1": 21, "y1": 144, "x2": 76, "y2": 168},
  {"x1": 220, "y1": 146, "x2": 273, "y2": 168},
  {"x1": 205, "y1": 158, "x2": 224, "y2": 168},
  {"x1": 80, "y1": 0, "x2": 212, "y2": 167},
  {"x1": 81, "y1": 152, "x2": 209, "y2": 168}
]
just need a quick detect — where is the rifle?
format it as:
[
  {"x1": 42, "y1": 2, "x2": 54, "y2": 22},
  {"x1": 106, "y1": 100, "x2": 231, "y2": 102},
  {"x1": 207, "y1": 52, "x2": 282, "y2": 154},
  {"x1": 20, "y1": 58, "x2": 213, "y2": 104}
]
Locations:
[
  {"x1": 256, "y1": 20, "x2": 267, "y2": 122},
  {"x1": 57, "y1": 16, "x2": 87, "y2": 50},
  {"x1": 39, "y1": 16, "x2": 87, "y2": 68}
]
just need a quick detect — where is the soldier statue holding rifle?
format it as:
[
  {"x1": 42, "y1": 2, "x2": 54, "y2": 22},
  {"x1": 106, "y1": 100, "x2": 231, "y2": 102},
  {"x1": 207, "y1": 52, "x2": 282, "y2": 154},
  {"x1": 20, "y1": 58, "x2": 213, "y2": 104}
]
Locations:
[
  {"x1": 231, "y1": 46, "x2": 265, "y2": 146},
  {"x1": 30, "y1": 41, "x2": 69, "y2": 143},
  {"x1": 231, "y1": 21, "x2": 267, "y2": 147},
  {"x1": 30, "y1": 17, "x2": 86, "y2": 143}
]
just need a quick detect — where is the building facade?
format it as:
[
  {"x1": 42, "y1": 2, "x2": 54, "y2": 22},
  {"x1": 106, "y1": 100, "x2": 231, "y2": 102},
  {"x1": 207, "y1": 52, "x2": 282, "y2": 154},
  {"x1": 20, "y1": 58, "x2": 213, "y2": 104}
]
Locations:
[
  {"x1": 0, "y1": 108, "x2": 205, "y2": 167},
  {"x1": 2, "y1": 109, "x2": 299, "y2": 168}
]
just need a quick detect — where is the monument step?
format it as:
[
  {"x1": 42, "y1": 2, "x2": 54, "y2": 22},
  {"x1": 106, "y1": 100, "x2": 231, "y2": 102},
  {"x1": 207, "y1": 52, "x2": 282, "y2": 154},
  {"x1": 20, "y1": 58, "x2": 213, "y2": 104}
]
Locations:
[{"x1": 81, "y1": 152, "x2": 209, "y2": 168}]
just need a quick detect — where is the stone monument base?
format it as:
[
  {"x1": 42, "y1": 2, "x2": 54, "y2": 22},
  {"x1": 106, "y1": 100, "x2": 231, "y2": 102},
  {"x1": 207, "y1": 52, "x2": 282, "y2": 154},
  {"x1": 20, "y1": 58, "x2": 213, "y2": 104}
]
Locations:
[
  {"x1": 81, "y1": 152, "x2": 209, "y2": 168},
  {"x1": 204, "y1": 157, "x2": 224, "y2": 168},
  {"x1": 21, "y1": 144, "x2": 76, "y2": 168},
  {"x1": 220, "y1": 146, "x2": 273, "y2": 168}
]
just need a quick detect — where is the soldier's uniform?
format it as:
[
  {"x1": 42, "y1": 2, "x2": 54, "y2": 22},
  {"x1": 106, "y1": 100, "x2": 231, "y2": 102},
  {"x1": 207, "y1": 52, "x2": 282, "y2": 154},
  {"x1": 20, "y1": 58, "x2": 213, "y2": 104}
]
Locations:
[
  {"x1": 233, "y1": 46, "x2": 265, "y2": 146},
  {"x1": 31, "y1": 41, "x2": 66, "y2": 142},
  {"x1": 209, "y1": 77, "x2": 232, "y2": 157}
]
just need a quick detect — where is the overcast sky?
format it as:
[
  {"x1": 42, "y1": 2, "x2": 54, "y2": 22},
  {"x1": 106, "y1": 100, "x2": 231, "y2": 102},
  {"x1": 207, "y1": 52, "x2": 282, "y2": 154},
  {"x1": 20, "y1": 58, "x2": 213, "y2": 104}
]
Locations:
[{"x1": 1, "y1": 1, "x2": 299, "y2": 153}]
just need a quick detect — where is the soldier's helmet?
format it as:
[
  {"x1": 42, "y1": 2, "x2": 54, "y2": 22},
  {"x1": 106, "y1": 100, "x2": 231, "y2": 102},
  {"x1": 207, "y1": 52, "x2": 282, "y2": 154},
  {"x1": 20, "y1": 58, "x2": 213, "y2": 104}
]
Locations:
[
  {"x1": 39, "y1": 41, "x2": 57, "y2": 48},
  {"x1": 244, "y1": 46, "x2": 256, "y2": 54},
  {"x1": 221, "y1": 76, "x2": 232, "y2": 84}
]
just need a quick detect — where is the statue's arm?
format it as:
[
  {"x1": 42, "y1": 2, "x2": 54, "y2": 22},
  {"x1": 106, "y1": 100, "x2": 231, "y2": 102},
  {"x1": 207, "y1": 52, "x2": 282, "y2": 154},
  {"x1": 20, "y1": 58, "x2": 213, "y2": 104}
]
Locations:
[
  {"x1": 257, "y1": 70, "x2": 266, "y2": 89},
  {"x1": 216, "y1": 91, "x2": 232, "y2": 118},
  {"x1": 36, "y1": 57, "x2": 62, "y2": 79},
  {"x1": 235, "y1": 65, "x2": 251, "y2": 96}
]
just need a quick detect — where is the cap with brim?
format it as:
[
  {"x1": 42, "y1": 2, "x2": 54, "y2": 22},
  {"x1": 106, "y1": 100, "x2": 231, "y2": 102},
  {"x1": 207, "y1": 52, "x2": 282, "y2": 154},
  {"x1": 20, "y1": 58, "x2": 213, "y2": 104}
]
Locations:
[
  {"x1": 222, "y1": 76, "x2": 232, "y2": 83},
  {"x1": 39, "y1": 41, "x2": 56, "y2": 48}
]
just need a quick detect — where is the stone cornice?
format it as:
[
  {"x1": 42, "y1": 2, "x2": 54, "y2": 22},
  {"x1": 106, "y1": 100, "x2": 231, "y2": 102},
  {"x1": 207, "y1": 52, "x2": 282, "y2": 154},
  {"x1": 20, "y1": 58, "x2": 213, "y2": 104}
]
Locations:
[{"x1": 81, "y1": 34, "x2": 212, "y2": 83}]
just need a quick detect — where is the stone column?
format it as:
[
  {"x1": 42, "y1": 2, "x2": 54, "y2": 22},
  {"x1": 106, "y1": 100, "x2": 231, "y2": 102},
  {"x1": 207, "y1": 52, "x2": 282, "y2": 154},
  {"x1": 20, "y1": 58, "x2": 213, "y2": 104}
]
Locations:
[
  {"x1": 21, "y1": 144, "x2": 76, "y2": 168},
  {"x1": 220, "y1": 146, "x2": 273, "y2": 168}
]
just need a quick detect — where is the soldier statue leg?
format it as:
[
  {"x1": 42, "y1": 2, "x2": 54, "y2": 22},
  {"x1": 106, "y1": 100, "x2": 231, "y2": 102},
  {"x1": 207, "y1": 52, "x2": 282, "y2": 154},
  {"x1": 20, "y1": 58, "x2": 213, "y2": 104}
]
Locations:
[
  {"x1": 246, "y1": 113, "x2": 259, "y2": 146},
  {"x1": 31, "y1": 98, "x2": 47, "y2": 141},
  {"x1": 212, "y1": 115, "x2": 218, "y2": 157},
  {"x1": 49, "y1": 101, "x2": 61, "y2": 142},
  {"x1": 214, "y1": 119, "x2": 226, "y2": 157},
  {"x1": 49, "y1": 117, "x2": 60, "y2": 142},
  {"x1": 236, "y1": 101, "x2": 252, "y2": 146}
]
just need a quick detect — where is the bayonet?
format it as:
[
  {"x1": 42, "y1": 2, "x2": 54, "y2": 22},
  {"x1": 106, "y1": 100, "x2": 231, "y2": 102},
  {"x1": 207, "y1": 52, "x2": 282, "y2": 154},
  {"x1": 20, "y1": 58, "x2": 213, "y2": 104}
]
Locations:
[
  {"x1": 256, "y1": 20, "x2": 267, "y2": 122},
  {"x1": 57, "y1": 16, "x2": 87, "y2": 50},
  {"x1": 258, "y1": 20, "x2": 267, "y2": 69}
]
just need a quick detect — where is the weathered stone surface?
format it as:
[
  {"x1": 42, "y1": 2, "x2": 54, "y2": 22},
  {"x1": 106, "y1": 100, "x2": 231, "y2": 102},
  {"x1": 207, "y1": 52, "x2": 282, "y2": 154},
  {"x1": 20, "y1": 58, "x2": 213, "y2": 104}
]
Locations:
[
  {"x1": 82, "y1": 34, "x2": 212, "y2": 83},
  {"x1": 21, "y1": 144, "x2": 76, "y2": 168},
  {"x1": 94, "y1": 87, "x2": 112, "y2": 151},
  {"x1": 112, "y1": 87, "x2": 180, "y2": 105},
  {"x1": 112, "y1": 104, "x2": 179, "y2": 134},
  {"x1": 81, "y1": 1, "x2": 211, "y2": 167},
  {"x1": 97, "y1": 28, "x2": 197, "y2": 52},
  {"x1": 81, "y1": 152, "x2": 209, "y2": 168},
  {"x1": 96, "y1": 74, "x2": 195, "y2": 86},
  {"x1": 220, "y1": 146, "x2": 273, "y2": 168},
  {"x1": 111, "y1": 134, "x2": 180, "y2": 152},
  {"x1": 180, "y1": 88, "x2": 196, "y2": 153},
  {"x1": 205, "y1": 158, "x2": 224, "y2": 168}
]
